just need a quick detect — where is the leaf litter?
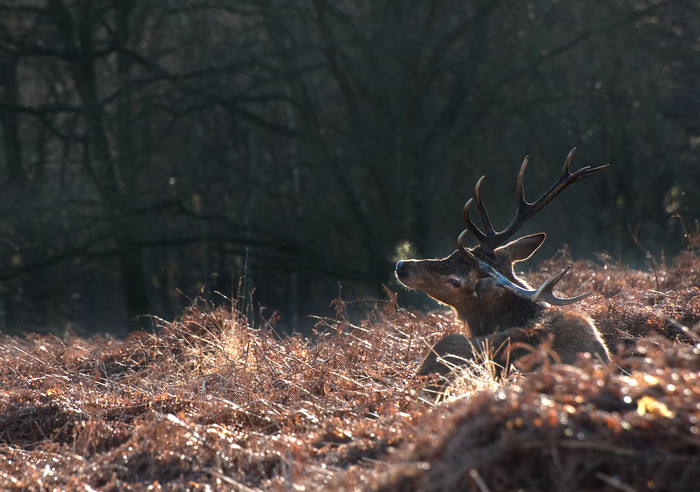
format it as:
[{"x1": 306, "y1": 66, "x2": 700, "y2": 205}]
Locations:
[{"x1": 0, "y1": 250, "x2": 698, "y2": 491}]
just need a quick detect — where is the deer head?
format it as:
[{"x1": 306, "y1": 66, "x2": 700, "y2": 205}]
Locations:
[{"x1": 395, "y1": 148, "x2": 608, "y2": 336}]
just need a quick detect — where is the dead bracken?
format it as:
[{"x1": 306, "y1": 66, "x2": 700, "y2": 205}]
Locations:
[{"x1": 1, "y1": 249, "x2": 699, "y2": 491}]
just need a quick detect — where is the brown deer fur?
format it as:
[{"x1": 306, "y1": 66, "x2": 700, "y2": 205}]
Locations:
[
  {"x1": 396, "y1": 236, "x2": 610, "y2": 381},
  {"x1": 395, "y1": 150, "x2": 610, "y2": 386}
]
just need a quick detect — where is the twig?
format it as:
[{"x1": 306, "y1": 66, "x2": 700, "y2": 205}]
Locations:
[
  {"x1": 469, "y1": 468, "x2": 491, "y2": 492},
  {"x1": 595, "y1": 472, "x2": 637, "y2": 492},
  {"x1": 628, "y1": 223, "x2": 660, "y2": 290}
]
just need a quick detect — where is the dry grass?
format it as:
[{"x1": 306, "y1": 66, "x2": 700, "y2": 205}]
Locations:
[{"x1": 1, "y1": 250, "x2": 699, "y2": 491}]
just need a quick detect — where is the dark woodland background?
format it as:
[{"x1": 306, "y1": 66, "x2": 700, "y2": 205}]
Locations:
[{"x1": 0, "y1": 1, "x2": 698, "y2": 336}]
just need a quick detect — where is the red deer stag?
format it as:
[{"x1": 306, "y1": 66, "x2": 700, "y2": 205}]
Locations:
[{"x1": 395, "y1": 148, "x2": 610, "y2": 387}]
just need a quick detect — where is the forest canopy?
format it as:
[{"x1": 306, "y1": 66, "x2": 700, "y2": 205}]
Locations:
[{"x1": 0, "y1": 0, "x2": 698, "y2": 335}]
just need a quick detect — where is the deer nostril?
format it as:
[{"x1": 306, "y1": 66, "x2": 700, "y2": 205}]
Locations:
[
  {"x1": 396, "y1": 260, "x2": 412, "y2": 280},
  {"x1": 395, "y1": 260, "x2": 407, "y2": 278}
]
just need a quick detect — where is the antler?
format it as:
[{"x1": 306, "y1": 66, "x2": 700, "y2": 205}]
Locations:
[
  {"x1": 457, "y1": 233, "x2": 591, "y2": 306},
  {"x1": 462, "y1": 148, "x2": 609, "y2": 256}
]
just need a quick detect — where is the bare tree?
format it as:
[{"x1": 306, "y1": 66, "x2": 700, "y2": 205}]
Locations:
[{"x1": 0, "y1": 0, "x2": 696, "y2": 334}]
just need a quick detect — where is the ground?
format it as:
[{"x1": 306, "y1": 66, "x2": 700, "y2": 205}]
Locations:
[{"x1": 1, "y1": 249, "x2": 699, "y2": 491}]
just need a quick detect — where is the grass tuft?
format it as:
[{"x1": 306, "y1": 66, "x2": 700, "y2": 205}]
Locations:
[{"x1": 1, "y1": 249, "x2": 699, "y2": 490}]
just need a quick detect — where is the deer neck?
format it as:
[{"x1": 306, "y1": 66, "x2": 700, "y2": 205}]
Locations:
[{"x1": 458, "y1": 292, "x2": 544, "y2": 337}]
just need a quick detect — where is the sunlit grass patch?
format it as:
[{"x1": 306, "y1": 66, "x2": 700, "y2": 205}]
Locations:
[{"x1": 0, "y1": 249, "x2": 698, "y2": 490}]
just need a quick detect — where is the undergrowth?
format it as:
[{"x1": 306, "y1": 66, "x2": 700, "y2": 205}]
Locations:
[{"x1": 0, "y1": 250, "x2": 699, "y2": 491}]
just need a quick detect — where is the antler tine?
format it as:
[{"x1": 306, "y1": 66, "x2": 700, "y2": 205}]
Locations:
[
  {"x1": 560, "y1": 147, "x2": 576, "y2": 178},
  {"x1": 462, "y1": 198, "x2": 486, "y2": 243},
  {"x1": 457, "y1": 246, "x2": 592, "y2": 306},
  {"x1": 461, "y1": 175, "x2": 499, "y2": 253},
  {"x1": 473, "y1": 176, "x2": 495, "y2": 235},
  {"x1": 531, "y1": 266, "x2": 593, "y2": 306},
  {"x1": 457, "y1": 229, "x2": 471, "y2": 257},
  {"x1": 515, "y1": 155, "x2": 530, "y2": 208}
]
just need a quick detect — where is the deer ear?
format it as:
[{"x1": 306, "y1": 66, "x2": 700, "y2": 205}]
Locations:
[{"x1": 496, "y1": 233, "x2": 546, "y2": 262}]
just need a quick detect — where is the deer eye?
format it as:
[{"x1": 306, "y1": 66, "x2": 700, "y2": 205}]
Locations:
[{"x1": 447, "y1": 277, "x2": 462, "y2": 288}]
